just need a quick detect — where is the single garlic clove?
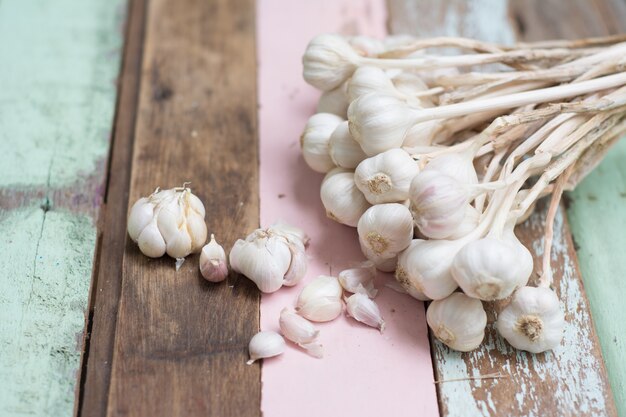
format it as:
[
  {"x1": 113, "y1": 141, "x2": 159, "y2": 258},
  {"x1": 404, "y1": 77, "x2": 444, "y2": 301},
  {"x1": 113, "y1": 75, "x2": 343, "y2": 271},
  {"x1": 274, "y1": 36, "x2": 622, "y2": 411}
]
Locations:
[
  {"x1": 296, "y1": 275, "x2": 343, "y2": 322},
  {"x1": 279, "y1": 308, "x2": 323, "y2": 358},
  {"x1": 357, "y1": 203, "x2": 413, "y2": 260},
  {"x1": 137, "y1": 219, "x2": 167, "y2": 258},
  {"x1": 320, "y1": 168, "x2": 370, "y2": 227},
  {"x1": 184, "y1": 190, "x2": 206, "y2": 218},
  {"x1": 302, "y1": 34, "x2": 360, "y2": 91},
  {"x1": 283, "y1": 239, "x2": 307, "y2": 287},
  {"x1": 329, "y1": 121, "x2": 367, "y2": 169},
  {"x1": 247, "y1": 331, "x2": 286, "y2": 365},
  {"x1": 426, "y1": 292, "x2": 487, "y2": 352},
  {"x1": 496, "y1": 286, "x2": 565, "y2": 353},
  {"x1": 317, "y1": 83, "x2": 350, "y2": 117},
  {"x1": 165, "y1": 228, "x2": 193, "y2": 259},
  {"x1": 354, "y1": 148, "x2": 419, "y2": 204},
  {"x1": 185, "y1": 211, "x2": 208, "y2": 253},
  {"x1": 338, "y1": 262, "x2": 378, "y2": 298},
  {"x1": 156, "y1": 199, "x2": 185, "y2": 243},
  {"x1": 127, "y1": 197, "x2": 155, "y2": 241},
  {"x1": 345, "y1": 293, "x2": 385, "y2": 332},
  {"x1": 200, "y1": 234, "x2": 228, "y2": 283},
  {"x1": 300, "y1": 113, "x2": 344, "y2": 173},
  {"x1": 451, "y1": 236, "x2": 533, "y2": 301}
]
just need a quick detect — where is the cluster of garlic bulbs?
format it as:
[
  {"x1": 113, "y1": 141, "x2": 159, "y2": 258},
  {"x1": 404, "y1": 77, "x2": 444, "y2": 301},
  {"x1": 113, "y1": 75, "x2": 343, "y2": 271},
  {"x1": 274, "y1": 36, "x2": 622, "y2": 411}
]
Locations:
[{"x1": 301, "y1": 33, "x2": 626, "y2": 353}]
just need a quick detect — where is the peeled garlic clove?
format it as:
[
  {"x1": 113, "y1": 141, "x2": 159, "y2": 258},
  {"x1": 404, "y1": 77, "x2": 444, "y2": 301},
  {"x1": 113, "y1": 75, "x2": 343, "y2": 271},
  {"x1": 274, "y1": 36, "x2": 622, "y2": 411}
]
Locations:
[
  {"x1": 200, "y1": 234, "x2": 228, "y2": 283},
  {"x1": 427, "y1": 292, "x2": 487, "y2": 352},
  {"x1": 317, "y1": 84, "x2": 350, "y2": 117},
  {"x1": 348, "y1": 93, "x2": 414, "y2": 156},
  {"x1": 357, "y1": 203, "x2": 413, "y2": 260},
  {"x1": 451, "y1": 236, "x2": 533, "y2": 301},
  {"x1": 279, "y1": 308, "x2": 323, "y2": 358},
  {"x1": 283, "y1": 239, "x2": 307, "y2": 286},
  {"x1": 127, "y1": 197, "x2": 155, "y2": 241},
  {"x1": 496, "y1": 286, "x2": 565, "y2": 353},
  {"x1": 354, "y1": 148, "x2": 419, "y2": 204},
  {"x1": 329, "y1": 121, "x2": 367, "y2": 169},
  {"x1": 247, "y1": 331, "x2": 286, "y2": 365},
  {"x1": 338, "y1": 262, "x2": 378, "y2": 298},
  {"x1": 345, "y1": 293, "x2": 385, "y2": 332},
  {"x1": 301, "y1": 113, "x2": 343, "y2": 173},
  {"x1": 395, "y1": 239, "x2": 460, "y2": 300},
  {"x1": 320, "y1": 168, "x2": 370, "y2": 227},
  {"x1": 296, "y1": 275, "x2": 343, "y2": 322},
  {"x1": 137, "y1": 219, "x2": 167, "y2": 258},
  {"x1": 302, "y1": 34, "x2": 360, "y2": 91}
]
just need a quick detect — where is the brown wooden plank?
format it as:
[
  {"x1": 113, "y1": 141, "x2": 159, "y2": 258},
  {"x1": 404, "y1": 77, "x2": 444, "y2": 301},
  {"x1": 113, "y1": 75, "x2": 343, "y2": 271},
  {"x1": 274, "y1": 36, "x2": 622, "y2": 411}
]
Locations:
[
  {"x1": 388, "y1": 0, "x2": 619, "y2": 416},
  {"x1": 104, "y1": 0, "x2": 261, "y2": 416},
  {"x1": 78, "y1": 0, "x2": 147, "y2": 415}
]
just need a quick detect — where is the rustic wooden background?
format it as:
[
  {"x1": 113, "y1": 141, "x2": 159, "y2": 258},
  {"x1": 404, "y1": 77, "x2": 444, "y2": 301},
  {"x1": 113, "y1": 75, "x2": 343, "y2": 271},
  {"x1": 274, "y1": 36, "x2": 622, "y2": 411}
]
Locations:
[{"x1": 0, "y1": 0, "x2": 624, "y2": 416}]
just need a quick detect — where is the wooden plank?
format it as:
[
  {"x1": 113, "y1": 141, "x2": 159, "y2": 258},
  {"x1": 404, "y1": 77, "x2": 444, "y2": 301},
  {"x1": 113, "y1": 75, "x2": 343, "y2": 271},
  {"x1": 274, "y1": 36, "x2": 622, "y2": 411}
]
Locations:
[
  {"x1": 104, "y1": 0, "x2": 261, "y2": 416},
  {"x1": 388, "y1": 0, "x2": 618, "y2": 416},
  {"x1": 78, "y1": 0, "x2": 147, "y2": 416},
  {"x1": 0, "y1": 1, "x2": 127, "y2": 416}
]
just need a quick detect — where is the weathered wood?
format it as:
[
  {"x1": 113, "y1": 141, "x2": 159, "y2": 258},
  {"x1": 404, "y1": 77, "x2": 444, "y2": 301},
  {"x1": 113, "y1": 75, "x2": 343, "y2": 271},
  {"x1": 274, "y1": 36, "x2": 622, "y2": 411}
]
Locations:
[
  {"x1": 388, "y1": 0, "x2": 618, "y2": 416},
  {"x1": 0, "y1": 1, "x2": 126, "y2": 416},
  {"x1": 104, "y1": 0, "x2": 261, "y2": 416},
  {"x1": 78, "y1": 0, "x2": 147, "y2": 416}
]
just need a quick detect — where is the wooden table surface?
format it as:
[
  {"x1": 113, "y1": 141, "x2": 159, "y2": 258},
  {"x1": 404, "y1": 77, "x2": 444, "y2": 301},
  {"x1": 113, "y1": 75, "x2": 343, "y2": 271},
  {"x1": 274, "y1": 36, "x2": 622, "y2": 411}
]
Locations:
[{"x1": 0, "y1": 0, "x2": 625, "y2": 416}]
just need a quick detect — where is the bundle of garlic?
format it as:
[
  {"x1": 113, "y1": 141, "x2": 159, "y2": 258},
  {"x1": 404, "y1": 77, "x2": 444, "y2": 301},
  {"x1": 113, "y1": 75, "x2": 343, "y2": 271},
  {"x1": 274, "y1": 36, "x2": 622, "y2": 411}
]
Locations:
[{"x1": 300, "y1": 33, "x2": 626, "y2": 353}]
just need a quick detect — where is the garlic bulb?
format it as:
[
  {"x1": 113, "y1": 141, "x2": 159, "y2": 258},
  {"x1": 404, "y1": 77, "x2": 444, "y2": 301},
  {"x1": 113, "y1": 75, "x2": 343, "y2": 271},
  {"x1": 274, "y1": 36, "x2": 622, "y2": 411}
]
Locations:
[
  {"x1": 345, "y1": 293, "x2": 385, "y2": 332},
  {"x1": 357, "y1": 203, "x2": 413, "y2": 261},
  {"x1": 348, "y1": 93, "x2": 415, "y2": 156},
  {"x1": 247, "y1": 331, "x2": 285, "y2": 365},
  {"x1": 127, "y1": 186, "x2": 207, "y2": 259},
  {"x1": 329, "y1": 121, "x2": 367, "y2": 169},
  {"x1": 301, "y1": 113, "x2": 343, "y2": 173},
  {"x1": 451, "y1": 235, "x2": 533, "y2": 301},
  {"x1": 320, "y1": 168, "x2": 370, "y2": 227},
  {"x1": 402, "y1": 120, "x2": 444, "y2": 149},
  {"x1": 338, "y1": 262, "x2": 378, "y2": 298},
  {"x1": 426, "y1": 292, "x2": 487, "y2": 352},
  {"x1": 229, "y1": 226, "x2": 307, "y2": 293},
  {"x1": 199, "y1": 234, "x2": 228, "y2": 282},
  {"x1": 354, "y1": 148, "x2": 419, "y2": 204},
  {"x1": 296, "y1": 275, "x2": 343, "y2": 322},
  {"x1": 348, "y1": 66, "x2": 399, "y2": 101},
  {"x1": 446, "y1": 204, "x2": 480, "y2": 240},
  {"x1": 303, "y1": 34, "x2": 360, "y2": 91},
  {"x1": 496, "y1": 286, "x2": 565, "y2": 353},
  {"x1": 279, "y1": 308, "x2": 323, "y2": 358},
  {"x1": 317, "y1": 83, "x2": 350, "y2": 117},
  {"x1": 395, "y1": 239, "x2": 461, "y2": 300}
]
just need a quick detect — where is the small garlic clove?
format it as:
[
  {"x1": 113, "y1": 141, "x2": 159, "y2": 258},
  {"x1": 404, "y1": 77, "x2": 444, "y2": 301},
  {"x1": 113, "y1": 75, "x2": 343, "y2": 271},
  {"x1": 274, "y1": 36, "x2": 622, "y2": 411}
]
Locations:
[
  {"x1": 127, "y1": 197, "x2": 155, "y2": 241},
  {"x1": 496, "y1": 286, "x2": 565, "y2": 353},
  {"x1": 283, "y1": 239, "x2": 307, "y2": 287},
  {"x1": 338, "y1": 262, "x2": 378, "y2": 298},
  {"x1": 137, "y1": 219, "x2": 166, "y2": 258},
  {"x1": 427, "y1": 292, "x2": 487, "y2": 352},
  {"x1": 279, "y1": 308, "x2": 323, "y2": 358},
  {"x1": 300, "y1": 113, "x2": 343, "y2": 173},
  {"x1": 247, "y1": 331, "x2": 286, "y2": 365},
  {"x1": 345, "y1": 293, "x2": 385, "y2": 332},
  {"x1": 296, "y1": 275, "x2": 343, "y2": 322},
  {"x1": 357, "y1": 203, "x2": 413, "y2": 260},
  {"x1": 320, "y1": 168, "x2": 370, "y2": 227},
  {"x1": 200, "y1": 234, "x2": 228, "y2": 283}
]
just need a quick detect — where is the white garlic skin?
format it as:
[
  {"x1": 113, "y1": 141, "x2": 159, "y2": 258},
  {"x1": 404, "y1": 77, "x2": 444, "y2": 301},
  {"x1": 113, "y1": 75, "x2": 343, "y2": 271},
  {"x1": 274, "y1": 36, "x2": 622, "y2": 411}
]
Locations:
[
  {"x1": 395, "y1": 239, "x2": 460, "y2": 300},
  {"x1": 317, "y1": 83, "x2": 350, "y2": 117},
  {"x1": 347, "y1": 36, "x2": 385, "y2": 57},
  {"x1": 424, "y1": 152, "x2": 478, "y2": 185},
  {"x1": 127, "y1": 197, "x2": 154, "y2": 241},
  {"x1": 409, "y1": 170, "x2": 469, "y2": 239},
  {"x1": 329, "y1": 121, "x2": 367, "y2": 169},
  {"x1": 348, "y1": 93, "x2": 415, "y2": 156},
  {"x1": 348, "y1": 66, "x2": 399, "y2": 101},
  {"x1": 199, "y1": 234, "x2": 228, "y2": 283},
  {"x1": 446, "y1": 204, "x2": 480, "y2": 240},
  {"x1": 496, "y1": 286, "x2": 565, "y2": 353},
  {"x1": 296, "y1": 275, "x2": 343, "y2": 322},
  {"x1": 137, "y1": 218, "x2": 167, "y2": 258},
  {"x1": 354, "y1": 148, "x2": 419, "y2": 204},
  {"x1": 302, "y1": 34, "x2": 360, "y2": 91},
  {"x1": 338, "y1": 262, "x2": 378, "y2": 298},
  {"x1": 247, "y1": 331, "x2": 286, "y2": 365},
  {"x1": 345, "y1": 293, "x2": 385, "y2": 332},
  {"x1": 427, "y1": 292, "x2": 487, "y2": 352},
  {"x1": 452, "y1": 236, "x2": 533, "y2": 301},
  {"x1": 283, "y1": 237, "x2": 307, "y2": 287},
  {"x1": 279, "y1": 308, "x2": 323, "y2": 358},
  {"x1": 320, "y1": 168, "x2": 370, "y2": 227},
  {"x1": 300, "y1": 113, "x2": 343, "y2": 173},
  {"x1": 268, "y1": 222, "x2": 309, "y2": 247},
  {"x1": 357, "y1": 203, "x2": 413, "y2": 261},
  {"x1": 402, "y1": 120, "x2": 443, "y2": 149}
]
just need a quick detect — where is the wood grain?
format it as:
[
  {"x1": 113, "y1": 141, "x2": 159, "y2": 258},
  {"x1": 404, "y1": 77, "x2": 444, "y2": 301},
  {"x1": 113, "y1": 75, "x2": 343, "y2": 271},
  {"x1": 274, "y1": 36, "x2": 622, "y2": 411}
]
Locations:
[
  {"x1": 388, "y1": 0, "x2": 618, "y2": 416},
  {"x1": 104, "y1": 0, "x2": 261, "y2": 416}
]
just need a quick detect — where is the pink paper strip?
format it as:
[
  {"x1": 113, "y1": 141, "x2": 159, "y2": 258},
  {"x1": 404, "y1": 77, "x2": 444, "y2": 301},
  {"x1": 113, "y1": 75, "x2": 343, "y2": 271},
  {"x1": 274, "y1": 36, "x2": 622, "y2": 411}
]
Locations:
[{"x1": 257, "y1": 1, "x2": 439, "y2": 416}]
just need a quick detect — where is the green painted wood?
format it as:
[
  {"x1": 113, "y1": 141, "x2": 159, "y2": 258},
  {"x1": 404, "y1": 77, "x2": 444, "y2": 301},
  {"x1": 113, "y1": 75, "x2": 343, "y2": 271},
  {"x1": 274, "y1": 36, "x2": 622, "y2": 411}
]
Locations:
[
  {"x1": 0, "y1": 0, "x2": 127, "y2": 415},
  {"x1": 568, "y1": 138, "x2": 626, "y2": 417}
]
